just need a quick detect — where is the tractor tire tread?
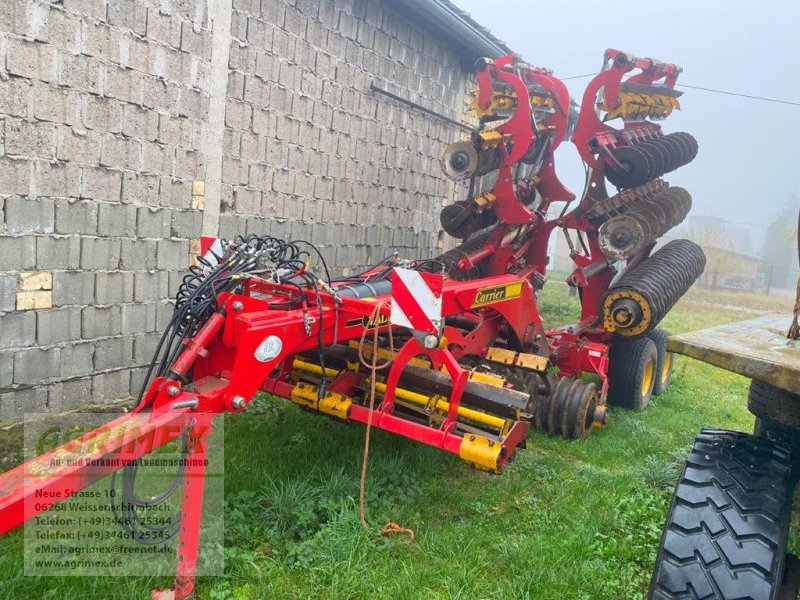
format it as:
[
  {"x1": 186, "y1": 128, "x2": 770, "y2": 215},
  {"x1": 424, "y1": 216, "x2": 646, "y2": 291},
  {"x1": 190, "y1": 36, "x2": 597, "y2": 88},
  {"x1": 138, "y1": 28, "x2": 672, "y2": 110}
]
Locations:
[{"x1": 648, "y1": 429, "x2": 794, "y2": 600}]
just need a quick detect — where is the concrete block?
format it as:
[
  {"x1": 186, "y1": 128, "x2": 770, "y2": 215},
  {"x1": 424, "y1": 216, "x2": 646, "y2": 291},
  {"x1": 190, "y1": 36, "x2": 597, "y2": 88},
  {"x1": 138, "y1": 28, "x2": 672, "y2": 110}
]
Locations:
[
  {"x1": 98, "y1": 202, "x2": 137, "y2": 238},
  {"x1": 91, "y1": 369, "x2": 132, "y2": 402},
  {"x1": 81, "y1": 21, "x2": 118, "y2": 61},
  {"x1": 33, "y1": 161, "x2": 81, "y2": 199},
  {"x1": 84, "y1": 95, "x2": 124, "y2": 133},
  {"x1": 180, "y1": 19, "x2": 205, "y2": 54},
  {"x1": 121, "y1": 303, "x2": 157, "y2": 335},
  {"x1": 96, "y1": 272, "x2": 135, "y2": 305},
  {"x1": 53, "y1": 271, "x2": 95, "y2": 306},
  {"x1": 156, "y1": 301, "x2": 174, "y2": 330},
  {"x1": 80, "y1": 238, "x2": 121, "y2": 270},
  {"x1": 167, "y1": 270, "x2": 183, "y2": 297},
  {"x1": 37, "y1": 307, "x2": 82, "y2": 346},
  {"x1": 0, "y1": 157, "x2": 32, "y2": 196},
  {"x1": 136, "y1": 207, "x2": 172, "y2": 238},
  {"x1": 156, "y1": 239, "x2": 188, "y2": 270},
  {"x1": 121, "y1": 238, "x2": 158, "y2": 270},
  {"x1": 0, "y1": 387, "x2": 48, "y2": 422},
  {"x1": 133, "y1": 332, "x2": 160, "y2": 363},
  {"x1": 174, "y1": 86, "x2": 207, "y2": 121},
  {"x1": 142, "y1": 143, "x2": 175, "y2": 175},
  {"x1": 58, "y1": 54, "x2": 103, "y2": 94},
  {"x1": 158, "y1": 179, "x2": 191, "y2": 209},
  {"x1": 4, "y1": 197, "x2": 55, "y2": 234},
  {"x1": 0, "y1": 237, "x2": 36, "y2": 270},
  {"x1": 4, "y1": 119, "x2": 57, "y2": 159},
  {"x1": 0, "y1": 78, "x2": 32, "y2": 118},
  {"x1": 108, "y1": 0, "x2": 148, "y2": 35},
  {"x1": 122, "y1": 172, "x2": 161, "y2": 205},
  {"x1": 0, "y1": 351, "x2": 12, "y2": 390},
  {"x1": 134, "y1": 271, "x2": 168, "y2": 302},
  {"x1": 55, "y1": 198, "x2": 98, "y2": 235},
  {"x1": 59, "y1": 341, "x2": 95, "y2": 379},
  {"x1": 47, "y1": 7, "x2": 82, "y2": 53},
  {"x1": 81, "y1": 305, "x2": 122, "y2": 338},
  {"x1": 218, "y1": 214, "x2": 247, "y2": 239},
  {"x1": 56, "y1": 128, "x2": 102, "y2": 165},
  {"x1": 105, "y1": 66, "x2": 144, "y2": 105},
  {"x1": 32, "y1": 82, "x2": 78, "y2": 125},
  {"x1": 122, "y1": 105, "x2": 159, "y2": 142},
  {"x1": 93, "y1": 337, "x2": 133, "y2": 371},
  {"x1": 6, "y1": 38, "x2": 52, "y2": 80},
  {"x1": 170, "y1": 210, "x2": 202, "y2": 238},
  {"x1": 47, "y1": 377, "x2": 92, "y2": 411},
  {"x1": 147, "y1": 8, "x2": 182, "y2": 48},
  {"x1": 0, "y1": 275, "x2": 15, "y2": 313},
  {"x1": 142, "y1": 76, "x2": 180, "y2": 113},
  {"x1": 224, "y1": 100, "x2": 252, "y2": 130},
  {"x1": 100, "y1": 135, "x2": 143, "y2": 171},
  {"x1": 82, "y1": 167, "x2": 123, "y2": 203},
  {"x1": 13, "y1": 346, "x2": 60, "y2": 384},
  {"x1": 174, "y1": 149, "x2": 203, "y2": 181}
]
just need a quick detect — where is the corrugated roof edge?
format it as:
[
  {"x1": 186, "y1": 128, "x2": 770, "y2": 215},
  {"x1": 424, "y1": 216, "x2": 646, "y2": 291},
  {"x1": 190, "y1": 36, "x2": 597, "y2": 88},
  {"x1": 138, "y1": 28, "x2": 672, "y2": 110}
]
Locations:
[{"x1": 391, "y1": 0, "x2": 514, "y2": 63}]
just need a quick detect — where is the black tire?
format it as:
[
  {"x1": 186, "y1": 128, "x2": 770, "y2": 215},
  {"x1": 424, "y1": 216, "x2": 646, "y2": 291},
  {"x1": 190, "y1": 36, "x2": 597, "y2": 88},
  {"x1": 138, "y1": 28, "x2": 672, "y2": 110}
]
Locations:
[
  {"x1": 647, "y1": 328, "x2": 674, "y2": 396},
  {"x1": 649, "y1": 429, "x2": 795, "y2": 600},
  {"x1": 748, "y1": 380, "x2": 800, "y2": 430},
  {"x1": 607, "y1": 336, "x2": 658, "y2": 410}
]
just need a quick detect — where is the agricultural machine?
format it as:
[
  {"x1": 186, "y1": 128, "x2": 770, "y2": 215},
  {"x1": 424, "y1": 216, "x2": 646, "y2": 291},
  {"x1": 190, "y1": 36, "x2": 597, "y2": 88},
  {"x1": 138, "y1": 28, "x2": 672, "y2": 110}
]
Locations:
[{"x1": 0, "y1": 49, "x2": 705, "y2": 599}]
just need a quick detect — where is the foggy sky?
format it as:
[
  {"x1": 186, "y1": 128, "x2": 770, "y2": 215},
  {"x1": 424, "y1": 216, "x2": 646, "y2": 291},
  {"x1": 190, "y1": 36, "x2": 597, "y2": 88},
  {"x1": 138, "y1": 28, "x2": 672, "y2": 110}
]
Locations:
[{"x1": 453, "y1": 0, "x2": 800, "y2": 250}]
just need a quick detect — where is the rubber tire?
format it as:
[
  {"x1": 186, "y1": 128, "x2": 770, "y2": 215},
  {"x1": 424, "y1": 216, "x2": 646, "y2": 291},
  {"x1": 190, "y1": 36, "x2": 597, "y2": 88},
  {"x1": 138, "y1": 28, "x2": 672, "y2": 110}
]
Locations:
[
  {"x1": 607, "y1": 337, "x2": 658, "y2": 410},
  {"x1": 748, "y1": 380, "x2": 800, "y2": 430},
  {"x1": 648, "y1": 429, "x2": 795, "y2": 600},
  {"x1": 647, "y1": 328, "x2": 674, "y2": 396}
]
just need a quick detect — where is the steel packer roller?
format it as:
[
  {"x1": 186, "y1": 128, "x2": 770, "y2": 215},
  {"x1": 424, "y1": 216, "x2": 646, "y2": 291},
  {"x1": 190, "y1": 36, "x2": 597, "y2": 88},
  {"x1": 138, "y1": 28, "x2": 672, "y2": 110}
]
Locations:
[
  {"x1": 601, "y1": 239, "x2": 706, "y2": 337},
  {"x1": 571, "y1": 49, "x2": 698, "y2": 192},
  {"x1": 598, "y1": 187, "x2": 693, "y2": 259}
]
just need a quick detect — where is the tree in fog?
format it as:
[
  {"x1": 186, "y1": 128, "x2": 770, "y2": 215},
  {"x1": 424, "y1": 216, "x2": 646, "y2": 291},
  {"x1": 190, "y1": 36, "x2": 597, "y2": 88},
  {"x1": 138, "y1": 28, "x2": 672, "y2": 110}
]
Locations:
[{"x1": 761, "y1": 197, "x2": 800, "y2": 289}]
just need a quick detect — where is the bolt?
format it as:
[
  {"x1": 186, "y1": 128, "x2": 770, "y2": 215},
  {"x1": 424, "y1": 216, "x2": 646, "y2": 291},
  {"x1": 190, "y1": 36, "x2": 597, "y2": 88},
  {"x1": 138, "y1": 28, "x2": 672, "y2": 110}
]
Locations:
[
  {"x1": 167, "y1": 385, "x2": 180, "y2": 397},
  {"x1": 231, "y1": 395, "x2": 247, "y2": 410},
  {"x1": 232, "y1": 301, "x2": 244, "y2": 311},
  {"x1": 423, "y1": 334, "x2": 439, "y2": 349},
  {"x1": 172, "y1": 398, "x2": 199, "y2": 410}
]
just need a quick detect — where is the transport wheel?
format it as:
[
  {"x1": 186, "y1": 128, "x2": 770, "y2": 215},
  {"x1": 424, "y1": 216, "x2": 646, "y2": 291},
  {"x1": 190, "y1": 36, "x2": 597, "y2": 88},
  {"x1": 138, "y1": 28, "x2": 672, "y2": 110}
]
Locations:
[
  {"x1": 748, "y1": 379, "x2": 800, "y2": 430},
  {"x1": 607, "y1": 336, "x2": 658, "y2": 410},
  {"x1": 648, "y1": 429, "x2": 797, "y2": 600},
  {"x1": 647, "y1": 328, "x2": 673, "y2": 396}
]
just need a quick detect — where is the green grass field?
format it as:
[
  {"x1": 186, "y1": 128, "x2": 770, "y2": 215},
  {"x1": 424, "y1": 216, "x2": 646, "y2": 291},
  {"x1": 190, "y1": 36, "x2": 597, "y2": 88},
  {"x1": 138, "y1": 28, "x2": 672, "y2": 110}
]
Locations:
[{"x1": 0, "y1": 283, "x2": 794, "y2": 600}]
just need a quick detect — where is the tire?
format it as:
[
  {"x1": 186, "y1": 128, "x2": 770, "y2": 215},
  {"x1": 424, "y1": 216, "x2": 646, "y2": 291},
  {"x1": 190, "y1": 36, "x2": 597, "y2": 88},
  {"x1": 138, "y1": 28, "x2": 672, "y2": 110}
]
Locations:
[
  {"x1": 648, "y1": 429, "x2": 795, "y2": 600},
  {"x1": 647, "y1": 328, "x2": 674, "y2": 396},
  {"x1": 607, "y1": 336, "x2": 658, "y2": 410},
  {"x1": 754, "y1": 417, "x2": 800, "y2": 457},
  {"x1": 748, "y1": 380, "x2": 800, "y2": 430}
]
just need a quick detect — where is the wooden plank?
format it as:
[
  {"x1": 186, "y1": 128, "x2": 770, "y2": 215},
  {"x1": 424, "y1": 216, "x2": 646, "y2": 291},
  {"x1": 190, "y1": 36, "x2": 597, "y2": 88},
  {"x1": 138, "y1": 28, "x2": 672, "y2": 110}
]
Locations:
[{"x1": 666, "y1": 315, "x2": 800, "y2": 395}]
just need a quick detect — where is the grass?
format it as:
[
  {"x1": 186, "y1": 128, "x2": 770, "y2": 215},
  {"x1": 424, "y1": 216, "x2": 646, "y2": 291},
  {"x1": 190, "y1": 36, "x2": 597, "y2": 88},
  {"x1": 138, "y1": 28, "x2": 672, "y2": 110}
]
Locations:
[{"x1": 0, "y1": 283, "x2": 795, "y2": 599}]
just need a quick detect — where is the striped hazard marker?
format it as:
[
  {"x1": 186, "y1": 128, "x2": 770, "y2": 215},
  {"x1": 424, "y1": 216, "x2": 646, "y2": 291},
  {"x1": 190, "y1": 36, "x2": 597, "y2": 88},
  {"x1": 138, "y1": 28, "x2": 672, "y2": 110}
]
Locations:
[
  {"x1": 200, "y1": 236, "x2": 224, "y2": 266},
  {"x1": 390, "y1": 268, "x2": 443, "y2": 335}
]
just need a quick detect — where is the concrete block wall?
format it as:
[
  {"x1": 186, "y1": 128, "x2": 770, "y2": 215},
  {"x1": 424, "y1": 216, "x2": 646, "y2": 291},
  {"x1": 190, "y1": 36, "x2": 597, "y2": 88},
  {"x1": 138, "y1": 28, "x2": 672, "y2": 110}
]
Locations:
[
  {"x1": 0, "y1": 0, "x2": 212, "y2": 418},
  {"x1": 220, "y1": 0, "x2": 467, "y2": 272},
  {"x1": 0, "y1": 0, "x2": 472, "y2": 419}
]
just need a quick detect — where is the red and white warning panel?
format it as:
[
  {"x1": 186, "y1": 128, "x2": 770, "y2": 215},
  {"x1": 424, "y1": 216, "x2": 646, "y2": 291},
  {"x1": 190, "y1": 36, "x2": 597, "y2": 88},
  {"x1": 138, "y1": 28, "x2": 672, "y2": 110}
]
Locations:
[
  {"x1": 200, "y1": 236, "x2": 224, "y2": 266},
  {"x1": 390, "y1": 268, "x2": 443, "y2": 334}
]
